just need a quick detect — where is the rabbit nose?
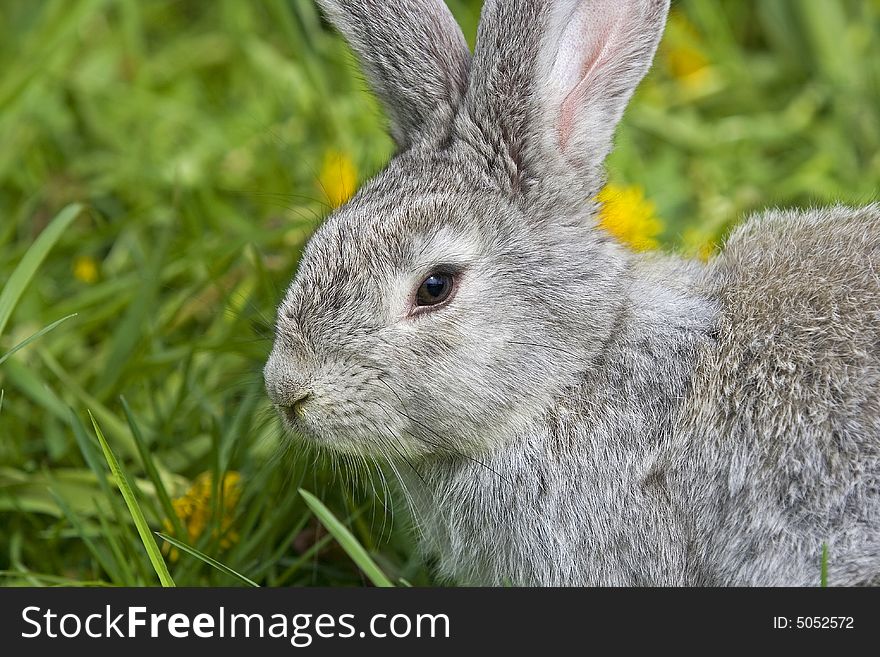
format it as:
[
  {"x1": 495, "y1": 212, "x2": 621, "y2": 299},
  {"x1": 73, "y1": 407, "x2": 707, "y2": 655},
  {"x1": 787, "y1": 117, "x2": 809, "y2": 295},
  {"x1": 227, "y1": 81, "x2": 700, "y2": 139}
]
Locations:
[
  {"x1": 290, "y1": 391, "x2": 310, "y2": 408},
  {"x1": 264, "y1": 350, "x2": 313, "y2": 411},
  {"x1": 269, "y1": 377, "x2": 313, "y2": 422},
  {"x1": 267, "y1": 372, "x2": 311, "y2": 408}
]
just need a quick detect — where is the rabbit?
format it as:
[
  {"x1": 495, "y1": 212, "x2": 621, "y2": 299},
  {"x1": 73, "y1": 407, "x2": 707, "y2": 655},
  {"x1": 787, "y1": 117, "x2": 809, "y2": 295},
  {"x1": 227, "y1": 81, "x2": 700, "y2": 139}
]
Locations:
[{"x1": 263, "y1": 0, "x2": 880, "y2": 586}]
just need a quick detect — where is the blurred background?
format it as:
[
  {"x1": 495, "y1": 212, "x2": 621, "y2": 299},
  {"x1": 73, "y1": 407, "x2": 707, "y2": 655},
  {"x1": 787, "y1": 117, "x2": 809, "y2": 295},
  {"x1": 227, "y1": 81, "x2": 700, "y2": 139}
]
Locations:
[{"x1": 1, "y1": 0, "x2": 878, "y2": 586}]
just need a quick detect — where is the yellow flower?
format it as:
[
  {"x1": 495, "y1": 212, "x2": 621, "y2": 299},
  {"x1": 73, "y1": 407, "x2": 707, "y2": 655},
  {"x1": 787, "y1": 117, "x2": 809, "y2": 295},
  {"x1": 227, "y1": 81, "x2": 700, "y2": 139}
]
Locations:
[
  {"x1": 667, "y1": 45, "x2": 709, "y2": 80},
  {"x1": 596, "y1": 184, "x2": 663, "y2": 251},
  {"x1": 73, "y1": 256, "x2": 99, "y2": 283},
  {"x1": 162, "y1": 471, "x2": 242, "y2": 561},
  {"x1": 318, "y1": 149, "x2": 357, "y2": 208},
  {"x1": 663, "y1": 12, "x2": 712, "y2": 90}
]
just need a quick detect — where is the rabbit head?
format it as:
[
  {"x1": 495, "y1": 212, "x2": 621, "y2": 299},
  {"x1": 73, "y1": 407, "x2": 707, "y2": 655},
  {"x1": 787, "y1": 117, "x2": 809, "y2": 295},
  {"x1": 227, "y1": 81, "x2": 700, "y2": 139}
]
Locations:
[{"x1": 264, "y1": 0, "x2": 670, "y2": 459}]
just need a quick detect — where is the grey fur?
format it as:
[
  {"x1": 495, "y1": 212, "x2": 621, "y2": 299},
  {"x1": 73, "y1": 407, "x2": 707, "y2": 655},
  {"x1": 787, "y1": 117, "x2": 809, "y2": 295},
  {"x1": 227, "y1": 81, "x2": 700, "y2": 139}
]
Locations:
[
  {"x1": 315, "y1": 0, "x2": 470, "y2": 148},
  {"x1": 265, "y1": 0, "x2": 880, "y2": 585}
]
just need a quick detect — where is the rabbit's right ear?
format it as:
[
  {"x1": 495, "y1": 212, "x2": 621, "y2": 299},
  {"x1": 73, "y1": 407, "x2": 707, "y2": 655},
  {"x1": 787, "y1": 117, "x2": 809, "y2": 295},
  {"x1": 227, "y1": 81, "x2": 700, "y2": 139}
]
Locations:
[
  {"x1": 317, "y1": 0, "x2": 471, "y2": 150},
  {"x1": 462, "y1": 0, "x2": 669, "y2": 211}
]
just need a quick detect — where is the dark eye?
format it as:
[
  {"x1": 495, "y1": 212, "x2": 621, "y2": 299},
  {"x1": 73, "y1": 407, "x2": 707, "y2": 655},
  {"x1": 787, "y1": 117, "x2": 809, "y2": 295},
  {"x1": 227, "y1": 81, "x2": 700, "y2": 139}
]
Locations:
[{"x1": 416, "y1": 272, "x2": 454, "y2": 307}]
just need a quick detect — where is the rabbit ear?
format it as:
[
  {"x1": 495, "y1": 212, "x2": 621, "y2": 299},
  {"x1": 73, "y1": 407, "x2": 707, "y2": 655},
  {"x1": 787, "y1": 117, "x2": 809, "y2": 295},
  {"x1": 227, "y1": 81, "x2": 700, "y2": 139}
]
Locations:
[
  {"x1": 317, "y1": 0, "x2": 471, "y2": 149},
  {"x1": 463, "y1": 0, "x2": 669, "y2": 205}
]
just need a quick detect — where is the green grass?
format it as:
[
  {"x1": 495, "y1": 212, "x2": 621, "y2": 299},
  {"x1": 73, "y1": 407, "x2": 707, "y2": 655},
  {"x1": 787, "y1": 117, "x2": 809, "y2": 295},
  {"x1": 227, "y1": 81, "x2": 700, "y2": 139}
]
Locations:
[
  {"x1": 299, "y1": 488, "x2": 394, "y2": 587},
  {"x1": 0, "y1": 0, "x2": 878, "y2": 587},
  {"x1": 89, "y1": 410, "x2": 174, "y2": 586}
]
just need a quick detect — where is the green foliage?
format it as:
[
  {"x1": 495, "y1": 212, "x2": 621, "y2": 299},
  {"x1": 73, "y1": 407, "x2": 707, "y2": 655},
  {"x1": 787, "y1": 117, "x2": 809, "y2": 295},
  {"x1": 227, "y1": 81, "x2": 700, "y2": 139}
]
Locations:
[
  {"x1": 0, "y1": 204, "x2": 82, "y2": 339},
  {"x1": 300, "y1": 489, "x2": 394, "y2": 588},
  {"x1": 155, "y1": 532, "x2": 258, "y2": 587},
  {"x1": 89, "y1": 411, "x2": 175, "y2": 586},
  {"x1": 0, "y1": 0, "x2": 877, "y2": 587}
]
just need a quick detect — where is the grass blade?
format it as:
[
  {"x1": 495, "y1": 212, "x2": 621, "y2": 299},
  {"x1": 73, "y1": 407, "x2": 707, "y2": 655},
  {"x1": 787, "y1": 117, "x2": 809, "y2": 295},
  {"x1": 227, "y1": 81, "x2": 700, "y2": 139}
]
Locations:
[
  {"x1": 69, "y1": 408, "x2": 122, "y2": 511},
  {"x1": 93, "y1": 227, "x2": 169, "y2": 398},
  {"x1": 42, "y1": 350, "x2": 138, "y2": 457},
  {"x1": 154, "y1": 532, "x2": 258, "y2": 587},
  {"x1": 299, "y1": 488, "x2": 393, "y2": 587},
  {"x1": 0, "y1": 313, "x2": 77, "y2": 366},
  {"x1": 274, "y1": 531, "x2": 335, "y2": 587},
  {"x1": 47, "y1": 488, "x2": 125, "y2": 585},
  {"x1": 94, "y1": 499, "x2": 141, "y2": 585},
  {"x1": 0, "y1": 203, "x2": 82, "y2": 339},
  {"x1": 120, "y1": 395, "x2": 186, "y2": 540},
  {"x1": 88, "y1": 410, "x2": 175, "y2": 587}
]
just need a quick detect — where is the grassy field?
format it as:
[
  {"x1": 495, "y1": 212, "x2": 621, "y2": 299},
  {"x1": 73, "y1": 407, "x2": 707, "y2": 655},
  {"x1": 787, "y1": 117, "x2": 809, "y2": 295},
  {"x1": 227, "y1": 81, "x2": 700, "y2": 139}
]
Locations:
[{"x1": 1, "y1": 0, "x2": 878, "y2": 587}]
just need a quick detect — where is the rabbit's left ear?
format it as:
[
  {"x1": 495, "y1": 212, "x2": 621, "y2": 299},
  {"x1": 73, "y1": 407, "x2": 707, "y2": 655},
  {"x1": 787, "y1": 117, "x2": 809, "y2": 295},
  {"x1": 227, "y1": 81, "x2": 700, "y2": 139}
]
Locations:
[
  {"x1": 317, "y1": 0, "x2": 471, "y2": 150},
  {"x1": 464, "y1": 0, "x2": 669, "y2": 206}
]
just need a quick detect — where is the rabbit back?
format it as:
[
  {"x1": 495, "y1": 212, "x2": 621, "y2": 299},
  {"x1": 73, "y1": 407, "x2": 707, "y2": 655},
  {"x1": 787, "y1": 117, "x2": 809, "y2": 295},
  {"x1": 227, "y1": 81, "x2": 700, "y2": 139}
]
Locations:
[{"x1": 675, "y1": 204, "x2": 880, "y2": 585}]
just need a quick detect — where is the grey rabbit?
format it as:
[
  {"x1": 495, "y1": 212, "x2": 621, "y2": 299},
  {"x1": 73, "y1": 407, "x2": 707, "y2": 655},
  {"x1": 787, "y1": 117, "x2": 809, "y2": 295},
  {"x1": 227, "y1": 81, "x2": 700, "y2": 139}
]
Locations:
[{"x1": 263, "y1": 0, "x2": 880, "y2": 585}]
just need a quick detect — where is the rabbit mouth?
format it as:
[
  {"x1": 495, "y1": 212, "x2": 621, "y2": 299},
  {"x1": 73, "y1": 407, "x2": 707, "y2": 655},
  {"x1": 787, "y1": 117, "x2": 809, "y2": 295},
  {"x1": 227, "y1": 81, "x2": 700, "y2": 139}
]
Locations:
[
  {"x1": 281, "y1": 415, "x2": 343, "y2": 451},
  {"x1": 276, "y1": 401, "x2": 381, "y2": 456},
  {"x1": 277, "y1": 404, "x2": 325, "y2": 445}
]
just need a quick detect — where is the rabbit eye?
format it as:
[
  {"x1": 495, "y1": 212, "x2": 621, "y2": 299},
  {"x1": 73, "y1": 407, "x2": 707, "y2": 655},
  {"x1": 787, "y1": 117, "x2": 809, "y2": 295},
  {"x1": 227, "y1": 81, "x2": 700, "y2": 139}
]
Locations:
[{"x1": 416, "y1": 272, "x2": 454, "y2": 307}]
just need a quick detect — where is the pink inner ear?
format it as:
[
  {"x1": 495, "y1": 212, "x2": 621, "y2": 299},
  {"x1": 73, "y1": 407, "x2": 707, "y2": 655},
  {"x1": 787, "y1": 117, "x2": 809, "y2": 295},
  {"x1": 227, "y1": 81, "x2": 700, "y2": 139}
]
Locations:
[
  {"x1": 558, "y1": 27, "x2": 612, "y2": 151},
  {"x1": 554, "y1": 0, "x2": 631, "y2": 152}
]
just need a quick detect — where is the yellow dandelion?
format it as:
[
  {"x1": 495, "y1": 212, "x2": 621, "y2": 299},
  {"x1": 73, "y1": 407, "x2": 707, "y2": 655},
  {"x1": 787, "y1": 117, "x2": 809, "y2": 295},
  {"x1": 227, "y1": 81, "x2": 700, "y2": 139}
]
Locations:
[
  {"x1": 667, "y1": 45, "x2": 709, "y2": 79},
  {"x1": 73, "y1": 256, "x2": 99, "y2": 284},
  {"x1": 318, "y1": 149, "x2": 357, "y2": 208},
  {"x1": 663, "y1": 12, "x2": 712, "y2": 89},
  {"x1": 162, "y1": 471, "x2": 242, "y2": 561},
  {"x1": 596, "y1": 184, "x2": 663, "y2": 251}
]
